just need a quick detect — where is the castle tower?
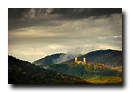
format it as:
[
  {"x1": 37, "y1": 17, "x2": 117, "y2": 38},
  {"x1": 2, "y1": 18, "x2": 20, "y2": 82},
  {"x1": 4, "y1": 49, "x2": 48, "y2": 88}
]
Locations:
[
  {"x1": 83, "y1": 58, "x2": 86, "y2": 62},
  {"x1": 83, "y1": 58, "x2": 86, "y2": 64},
  {"x1": 75, "y1": 57, "x2": 77, "y2": 63}
]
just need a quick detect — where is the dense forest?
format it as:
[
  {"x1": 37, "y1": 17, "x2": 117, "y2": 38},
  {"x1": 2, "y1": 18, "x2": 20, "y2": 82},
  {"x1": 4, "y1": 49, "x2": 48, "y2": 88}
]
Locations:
[
  {"x1": 8, "y1": 55, "x2": 90, "y2": 84},
  {"x1": 47, "y1": 62, "x2": 122, "y2": 84}
]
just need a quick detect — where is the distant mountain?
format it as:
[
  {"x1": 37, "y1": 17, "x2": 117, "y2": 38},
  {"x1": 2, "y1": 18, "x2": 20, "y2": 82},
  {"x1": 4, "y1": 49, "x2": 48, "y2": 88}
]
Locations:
[
  {"x1": 33, "y1": 53, "x2": 65, "y2": 65},
  {"x1": 66, "y1": 49, "x2": 122, "y2": 66},
  {"x1": 34, "y1": 49, "x2": 122, "y2": 66}
]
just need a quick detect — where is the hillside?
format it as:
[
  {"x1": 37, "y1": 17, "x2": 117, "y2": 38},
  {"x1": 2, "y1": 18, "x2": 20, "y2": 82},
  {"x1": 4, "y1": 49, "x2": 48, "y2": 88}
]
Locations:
[
  {"x1": 8, "y1": 55, "x2": 122, "y2": 84},
  {"x1": 47, "y1": 62, "x2": 122, "y2": 84},
  {"x1": 8, "y1": 55, "x2": 89, "y2": 84},
  {"x1": 66, "y1": 49, "x2": 122, "y2": 67},
  {"x1": 33, "y1": 53, "x2": 65, "y2": 65}
]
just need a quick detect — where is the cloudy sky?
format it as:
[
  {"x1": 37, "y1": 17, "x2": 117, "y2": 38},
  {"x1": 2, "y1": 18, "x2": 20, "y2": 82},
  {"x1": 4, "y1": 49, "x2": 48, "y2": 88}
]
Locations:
[{"x1": 8, "y1": 8, "x2": 122, "y2": 63}]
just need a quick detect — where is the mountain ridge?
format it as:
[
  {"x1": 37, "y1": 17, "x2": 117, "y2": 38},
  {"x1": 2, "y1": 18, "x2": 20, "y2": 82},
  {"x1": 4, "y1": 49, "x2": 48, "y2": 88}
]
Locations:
[
  {"x1": 33, "y1": 49, "x2": 122, "y2": 66},
  {"x1": 33, "y1": 53, "x2": 65, "y2": 65},
  {"x1": 67, "y1": 49, "x2": 122, "y2": 66}
]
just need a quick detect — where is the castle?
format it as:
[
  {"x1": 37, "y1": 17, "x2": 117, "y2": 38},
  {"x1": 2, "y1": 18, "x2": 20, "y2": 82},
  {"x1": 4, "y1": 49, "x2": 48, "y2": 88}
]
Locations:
[{"x1": 75, "y1": 57, "x2": 86, "y2": 65}]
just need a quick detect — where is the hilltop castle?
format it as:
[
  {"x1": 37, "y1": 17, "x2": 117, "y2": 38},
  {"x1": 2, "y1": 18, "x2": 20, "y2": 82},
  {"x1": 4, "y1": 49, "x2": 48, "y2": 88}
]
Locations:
[{"x1": 75, "y1": 57, "x2": 86, "y2": 65}]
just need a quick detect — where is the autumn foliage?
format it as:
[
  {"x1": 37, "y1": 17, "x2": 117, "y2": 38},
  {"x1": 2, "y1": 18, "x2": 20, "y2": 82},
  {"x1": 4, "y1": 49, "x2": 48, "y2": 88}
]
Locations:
[
  {"x1": 8, "y1": 55, "x2": 122, "y2": 84},
  {"x1": 8, "y1": 55, "x2": 89, "y2": 84},
  {"x1": 49, "y1": 62, "x2": 122, "y2": 84}
]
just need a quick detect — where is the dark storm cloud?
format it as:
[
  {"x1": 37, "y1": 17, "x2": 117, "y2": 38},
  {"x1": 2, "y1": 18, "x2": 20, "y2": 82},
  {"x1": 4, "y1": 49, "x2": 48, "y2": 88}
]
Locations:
[
  {"x1": 87, "y1": 8, "x2": 122, "y2": 17},
  {"x1": 8, "y1": 8, "x2": 60, "y2": 30},
  {"x1": 50, "y1": 8, "x2": 122, "y2": 16},
  {"x1": 8, "y1": 8, "x2": 30, "y2": 19},
  {"x1": 8, "y1": 8, "x2": 122, "y2": 30},
  {"x1": 8, "y1": 8, "x2": 122, "y2": 20},
  {"x1": 8, "y1": 8, "x2": 48, "y2": 19}
]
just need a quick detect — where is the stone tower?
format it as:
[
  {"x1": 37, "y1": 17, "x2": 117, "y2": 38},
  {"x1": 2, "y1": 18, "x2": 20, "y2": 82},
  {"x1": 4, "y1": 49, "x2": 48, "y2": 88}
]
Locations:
[
  {"x1": 83, "y1": 58, "x2": 86, "y2": 64},
  {"x1": 83, "y1": 58, "x2": 86, "y2": 62},
  {"x1": 75, "y1": 57, "x2": 77, "y2": 63}
]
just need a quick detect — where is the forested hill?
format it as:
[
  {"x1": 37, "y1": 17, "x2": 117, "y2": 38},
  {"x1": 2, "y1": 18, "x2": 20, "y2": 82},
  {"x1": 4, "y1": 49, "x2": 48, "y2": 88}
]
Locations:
[
  {"x1": 66, "y1": 49, "x2": 122, "y2": 66},
  {"x1": 33, "y1": 49, "x2": 122, "y2": 66},
  {"x1": 33, "y1": 53, "x2": 65, "y2": 65},
  {"x1": 8, "y1": 55, "x2": 89, "y2": 84}
]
